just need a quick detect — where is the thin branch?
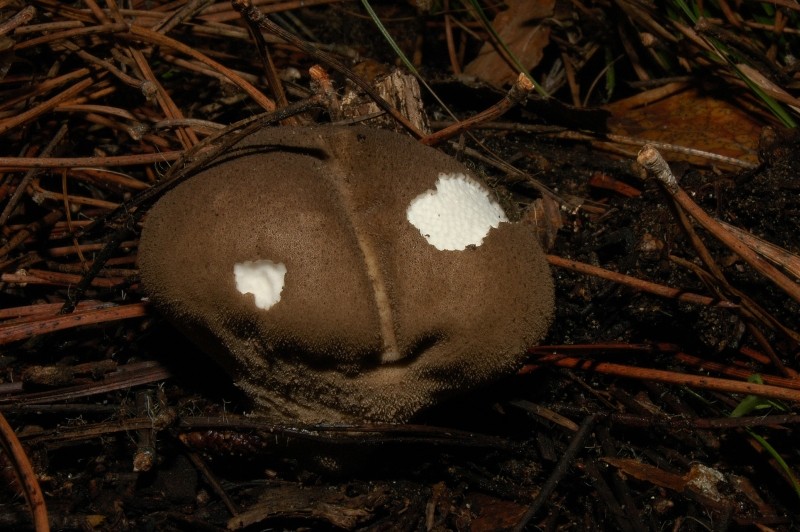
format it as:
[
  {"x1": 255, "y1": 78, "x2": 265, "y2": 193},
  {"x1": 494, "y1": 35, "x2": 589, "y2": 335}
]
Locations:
[
  {"x1": 531, "y1": 352, "x2": 800, "y2": 403},
  {"x1": 638, "y1": 145, "x2": 800, "y2": 305},
  {"x1": 547, "y1": 255, "x2": 738, "y2": 308},
  {"x1": 0, "y1": 411, "x2": 49, "y2": 531}
]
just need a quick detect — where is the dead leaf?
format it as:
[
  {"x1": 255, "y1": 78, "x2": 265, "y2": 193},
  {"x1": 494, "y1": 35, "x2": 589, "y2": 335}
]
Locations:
[
  {"x1": 464, "y1": 0, "x2": 554, "y2": 87},
  {"x1": 603, "y1": 456, "x2": 688, "y2": 492},
  {"x1": 603, "y1": 458, "x2": 730, "y2": 509},
  {"x1": 467, "y1": 492, "x2": 529, "y2": 531},
  {"x1": 605, "y1": 84, "x2": 765, "y2": 164}
]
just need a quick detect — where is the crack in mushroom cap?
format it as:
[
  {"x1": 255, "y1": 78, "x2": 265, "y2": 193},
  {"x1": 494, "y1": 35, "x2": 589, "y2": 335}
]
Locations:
[{"x1": 137, "y1": 125, "x2": 554, "y2": 423}]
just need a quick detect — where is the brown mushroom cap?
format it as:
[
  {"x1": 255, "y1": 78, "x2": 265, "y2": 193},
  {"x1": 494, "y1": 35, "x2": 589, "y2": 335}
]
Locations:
[{"x1": 137, "y1": 125, "x2": 554, "y2": 422}]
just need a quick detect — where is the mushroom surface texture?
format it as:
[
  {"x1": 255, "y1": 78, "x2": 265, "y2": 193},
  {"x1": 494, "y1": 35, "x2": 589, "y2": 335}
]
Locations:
[{"x1": 137, "y1": 125, "x2": 554, "y2": 423}]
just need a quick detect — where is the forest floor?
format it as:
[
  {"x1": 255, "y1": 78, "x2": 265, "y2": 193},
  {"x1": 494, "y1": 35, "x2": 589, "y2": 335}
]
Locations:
[{"x1": 0, "y1": 1, "x2": 799, "y2": 530}]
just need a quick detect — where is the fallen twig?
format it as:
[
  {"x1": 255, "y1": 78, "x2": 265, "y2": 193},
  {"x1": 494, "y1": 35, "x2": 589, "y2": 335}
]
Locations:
[
  {"x1": 0, "y1": 411, "x2": 49, "y2": 531},
  {"x1": 547, "y1": 254, "x2": 738, "y2": 308},
  {"x1": 421, "y1": 73, "x2": 535, "y2": 146},
  {"x1": 0, "y1": 302, "x2": 148, "y2": 345},
  {"x1": 529, "y1": 351, "x2": 800, "y2": 403},
  {"x1": 637, "y1": 144, "x2": 800, "y2": 305}
]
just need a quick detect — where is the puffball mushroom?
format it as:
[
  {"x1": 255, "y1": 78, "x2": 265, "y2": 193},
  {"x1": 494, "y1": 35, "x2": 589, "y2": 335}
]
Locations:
[{"x1": 137, "y1": 125, "x2": 554, "y2": 423}]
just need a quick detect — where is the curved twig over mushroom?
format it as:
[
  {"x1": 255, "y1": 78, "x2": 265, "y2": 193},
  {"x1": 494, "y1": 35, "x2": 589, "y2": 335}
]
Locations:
[{"x1": 138, "y1": 126, "x2": 554, "y2": 423}]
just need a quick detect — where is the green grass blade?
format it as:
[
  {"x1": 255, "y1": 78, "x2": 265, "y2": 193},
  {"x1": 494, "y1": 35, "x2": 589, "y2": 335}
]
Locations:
[
  {"x1": 668, "y1": 0, "x2": 796, "y2": 127},
  {"x1": 360, "y1": 0, "x2": 459, "y2": 122},
  {"x1": 746, "y1": 428, "x2": 800, "y2": 500},
  {"x1": 729, "y1": 374, "x2": 799, "y2": 500}
]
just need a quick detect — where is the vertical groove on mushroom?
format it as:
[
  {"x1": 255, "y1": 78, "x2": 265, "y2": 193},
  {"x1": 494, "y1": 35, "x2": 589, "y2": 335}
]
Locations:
[{"x1": 318, "y1": 130, "x2": 401, "y2": 364}]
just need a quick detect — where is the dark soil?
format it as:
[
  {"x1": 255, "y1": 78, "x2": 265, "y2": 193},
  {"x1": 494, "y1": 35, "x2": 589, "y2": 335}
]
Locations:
[{"x1": 1, "y1": 1, "x2": 798, "y2": 531}]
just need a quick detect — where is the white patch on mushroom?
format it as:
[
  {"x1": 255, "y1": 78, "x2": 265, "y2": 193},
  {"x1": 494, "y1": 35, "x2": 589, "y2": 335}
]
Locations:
[
  {"x1": 233, "y1": 260, "x2": 287, "y2": 310},
  {"x1": 406, "y1": 173, "x2": 509, "y2": 251}
]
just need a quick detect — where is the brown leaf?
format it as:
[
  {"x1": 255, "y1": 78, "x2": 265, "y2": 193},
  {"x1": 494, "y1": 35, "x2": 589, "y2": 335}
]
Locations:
[
  {"x1": 603, "y1": 456, "x2": 688, "y2": 492},
  {"x1": 464, "y1": 0, "x2": 554, "y2": 87},
  {"x1": 605, "y1": 85, "x2": 764, "y2": 164}
]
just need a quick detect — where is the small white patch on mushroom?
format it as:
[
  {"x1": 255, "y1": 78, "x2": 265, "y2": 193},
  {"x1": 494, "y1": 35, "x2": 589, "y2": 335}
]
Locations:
[
  {"x1": 233, "y1": 260, "x2": 287, "y2": 310},
  {"x1": 406, "y1": 173, "x2": 509, "y2": 251}
]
